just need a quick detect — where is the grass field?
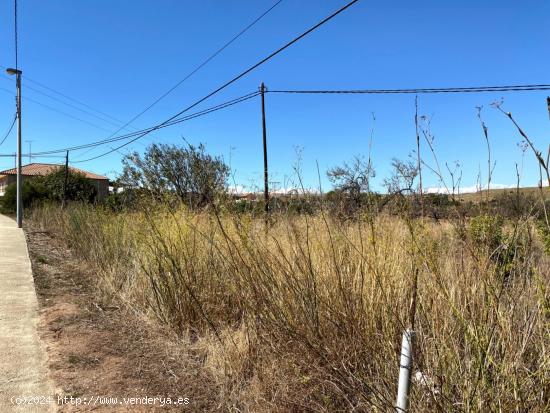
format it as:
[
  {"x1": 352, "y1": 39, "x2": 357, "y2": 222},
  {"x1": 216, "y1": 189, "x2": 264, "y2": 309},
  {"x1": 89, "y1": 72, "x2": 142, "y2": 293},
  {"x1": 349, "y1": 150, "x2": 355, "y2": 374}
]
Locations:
[
  {"x1": 28, "y1": 199, "x2": 550, "y2": 412},
  {"x1": 456, "y1": 186, "x2": 550, "y2": 202}
]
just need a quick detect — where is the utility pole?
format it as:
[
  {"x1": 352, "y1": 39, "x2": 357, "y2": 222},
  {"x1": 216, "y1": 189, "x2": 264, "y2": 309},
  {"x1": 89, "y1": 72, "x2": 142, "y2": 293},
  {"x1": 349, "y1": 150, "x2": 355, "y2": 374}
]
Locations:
[
  {"x1": 260, "y1": 82, "x2": 269, "y2": 219},
  {"x1": 6, "y1": 67, "x2": 23, "y2": 228},
  {"x1": 62, "y1": 150, "x2": 69, "y2": 208},
  {"x1": 415, "y1": 96, "x2": 424, "y2": 218}
]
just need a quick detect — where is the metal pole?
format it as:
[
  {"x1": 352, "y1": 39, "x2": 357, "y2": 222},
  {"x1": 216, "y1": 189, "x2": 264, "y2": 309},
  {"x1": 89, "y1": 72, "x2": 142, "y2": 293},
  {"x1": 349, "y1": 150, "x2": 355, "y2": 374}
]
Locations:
[
  {"x1": 260, "y1": 82, "x2": 269, "y2": 217},
  {"x1": 62, "y1": 150, "x2": 69, "y2": 208},
  {"x1": 26, "y1": 140, "x2": 33, "y2": 163},
  {"x1": 396, "y1": 329, "x2": 415, "y2": 412},
  {"x1": 16, "y1": 71, "x2": 22, "y2": 228}
]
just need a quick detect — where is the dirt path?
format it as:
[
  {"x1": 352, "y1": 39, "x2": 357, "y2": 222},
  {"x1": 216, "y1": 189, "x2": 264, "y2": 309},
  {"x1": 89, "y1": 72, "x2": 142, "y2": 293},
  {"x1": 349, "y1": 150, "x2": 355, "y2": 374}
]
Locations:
[
  {"x1": 25, "y1": 225, "x2": 216, "y2": 412},
  {"x1": 0, "y1": 214, "x2": 55, "y2": 413}
]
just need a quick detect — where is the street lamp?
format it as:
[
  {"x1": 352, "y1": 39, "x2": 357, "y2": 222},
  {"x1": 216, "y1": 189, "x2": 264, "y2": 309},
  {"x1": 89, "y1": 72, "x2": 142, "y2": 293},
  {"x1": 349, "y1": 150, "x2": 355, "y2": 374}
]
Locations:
[{"x1": 6, "y1": 67, "x2": 23, "y2": 228}]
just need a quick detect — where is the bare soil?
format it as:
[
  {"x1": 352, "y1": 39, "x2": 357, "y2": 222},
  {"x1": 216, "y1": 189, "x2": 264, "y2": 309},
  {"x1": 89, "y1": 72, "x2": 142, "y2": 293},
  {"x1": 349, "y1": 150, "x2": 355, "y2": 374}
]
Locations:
[{"x1": 26, "y1": 227, "x2": 217, "y2": 412}]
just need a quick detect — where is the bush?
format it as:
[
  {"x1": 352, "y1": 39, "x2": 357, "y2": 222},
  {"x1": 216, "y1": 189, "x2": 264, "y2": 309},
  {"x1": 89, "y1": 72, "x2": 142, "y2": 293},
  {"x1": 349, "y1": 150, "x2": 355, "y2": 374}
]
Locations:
[
  {"x1": 0, "y1": 180, "x2": 48, "y2": 213},
  {"x1": 120, "y1": 142, "x2": 229, "y2": 209},
  {"x1": 0, "y1": 168, "x2": 97, "y2": 213},
  {"x1": 468, "y1": 214, "x2": 504, "y2": 252},
  {"x1": 537, "y1": 221, "x2": 550, "y2": 255},
  {"x1": 468, "y1": 214, "x2": 533, "y2": 279},
  {"x1": 41, "y1": 167, "x2": 97, "y2": 203}
]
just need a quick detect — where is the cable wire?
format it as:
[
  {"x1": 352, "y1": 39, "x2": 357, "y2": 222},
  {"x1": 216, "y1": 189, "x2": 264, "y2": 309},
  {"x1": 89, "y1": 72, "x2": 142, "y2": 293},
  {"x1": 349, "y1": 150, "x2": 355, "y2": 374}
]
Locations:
[
  {"x1": 1, "y1": 75, "x2": 134, "y2": 129},
  {"x1": 71, "y1": 91, "x2": 261, "y2": 162},
  {"x1": 0, "y1": 114, "x2": 17, "y2": 147},
  {"x1": 99, "y1": 0, "x2": 284, "y2": 145},
  {"x1": 0, "y1": 91, "x2": 259, "y2": 158},
  {"x1": 23, "y1": 76, "x2": 136, "y2": 125},
  {"x1": 71, "y1": 0, "x2": 361, "y2": 163},
  {"x1": 0, "y1": 86, "x2": 115, "y2": 132},
  {"x1": 268, "y1": 84, "x2": 550, "y2": 94}
]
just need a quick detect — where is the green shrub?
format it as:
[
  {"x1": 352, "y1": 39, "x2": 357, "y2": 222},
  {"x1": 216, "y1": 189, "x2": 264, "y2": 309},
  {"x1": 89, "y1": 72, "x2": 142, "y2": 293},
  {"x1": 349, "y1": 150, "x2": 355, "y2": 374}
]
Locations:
[
  {"x1": 468, "y1": 214, "x2": 504, "y2": 251},
  {"x1": 468, "y1": 214, "x2": 533, "y2": 279},
  {"x1": 0, "y1": 168, "x2": 97, "y2": 213},
  {"x1": 41, "y1": 167, "x2": 97, "y2": 203},
  {"x1": 0, "y1": 180, "x2": 48, "y2": 213},
  {"x1": 537, "y1": 221, "x2": 550, "y2": 256}
]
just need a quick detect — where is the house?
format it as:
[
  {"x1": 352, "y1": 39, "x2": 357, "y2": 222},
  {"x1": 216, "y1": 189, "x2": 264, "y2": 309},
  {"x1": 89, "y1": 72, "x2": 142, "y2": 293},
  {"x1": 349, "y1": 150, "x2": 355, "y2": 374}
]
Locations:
[{"x1": 0, "y1": 163, "x2": 110, "y2": 200}]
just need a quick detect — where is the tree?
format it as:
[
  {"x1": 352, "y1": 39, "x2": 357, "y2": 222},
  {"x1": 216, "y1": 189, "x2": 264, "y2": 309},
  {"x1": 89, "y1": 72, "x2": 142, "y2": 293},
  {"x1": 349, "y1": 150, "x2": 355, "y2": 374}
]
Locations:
[
  {"x1": 327, "y1": 156, "x2": 376, "y2": 216},
  {"x1": 41, "y1": 167, "x2": 97, "y2": 203},
  {"x1": 120, "y1": 143, "x2": 229, "y2": 208},
  {"x1": 0, "y1": 168, "x2": 96, "y2": 213},
  {"x1": 383, "y1": 158, "x2": 418, "y2": 195}
]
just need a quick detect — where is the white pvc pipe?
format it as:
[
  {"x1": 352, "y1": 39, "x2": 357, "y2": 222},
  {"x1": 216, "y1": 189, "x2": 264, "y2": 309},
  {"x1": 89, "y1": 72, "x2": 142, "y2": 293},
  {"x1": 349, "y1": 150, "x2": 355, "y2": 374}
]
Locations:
[{"x1": 396, "y1": 329, "x2": 415, "y2": 412}]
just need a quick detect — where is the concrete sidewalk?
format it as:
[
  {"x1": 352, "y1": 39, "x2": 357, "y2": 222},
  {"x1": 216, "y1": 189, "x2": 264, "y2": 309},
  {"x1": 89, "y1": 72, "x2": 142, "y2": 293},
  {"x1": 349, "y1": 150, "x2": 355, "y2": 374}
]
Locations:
[{"x1": 0, "y1": 214, "x2": 55, "y2": 413}]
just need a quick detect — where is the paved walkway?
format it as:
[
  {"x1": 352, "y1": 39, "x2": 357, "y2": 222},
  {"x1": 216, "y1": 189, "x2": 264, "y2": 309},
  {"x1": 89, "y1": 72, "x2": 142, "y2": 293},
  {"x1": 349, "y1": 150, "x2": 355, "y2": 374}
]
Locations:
[{"x1": 0, "y1": 215, "x2": 55, "y2": 413}]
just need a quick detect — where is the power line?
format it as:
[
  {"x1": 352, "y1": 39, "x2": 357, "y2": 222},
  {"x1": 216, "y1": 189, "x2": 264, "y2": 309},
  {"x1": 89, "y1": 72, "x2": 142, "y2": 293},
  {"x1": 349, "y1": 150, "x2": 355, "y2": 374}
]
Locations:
[
  {"x1": 0, "y1": 91, "x2": 259, "y2": 158},
  {"x1": 18, "y1": 81, "x2": 548, "y2": 157},
  {"x1": 268, "y1": 84, "x2": 550, "y2": 94},
  {"x1": 0, "y1": 114, "x2": 17, "y2": 147},
  {"x1": 23, "y1": 76, "x2": 133, "y2": 125},
  {"x1": 0, "y1": 69, "x2": 142, "y2": 128},
  {"x1": 97, "y1": 0, "x2": 285, "y2": 146},
  {"x1": 0, "y1": 86, "x2": 116, "y2": 132},
  {"x1": 67, "y1": 81, "x2": 550, "y2": 162},
  {"x1": 37, "y1": 92, "x2": 259, "y2": 156},
  {"x1": 70, "y1": 92, "x2": 261, "y2": 162},
  {"x1": 71, "y1": 0, "x2": 362, "y2": 163},
  {"x1": 0, "y1": 0, "x2": 283, "y2": 163},
  {"x1": 0, "y1": 154, "x2": 65, "y2": 159},
  {"x1": 1, "y1": 75, "x2": 134, "y2": 129},
  {"x1": 0, "y1": 66, "x2": 148, "y2": 137}
]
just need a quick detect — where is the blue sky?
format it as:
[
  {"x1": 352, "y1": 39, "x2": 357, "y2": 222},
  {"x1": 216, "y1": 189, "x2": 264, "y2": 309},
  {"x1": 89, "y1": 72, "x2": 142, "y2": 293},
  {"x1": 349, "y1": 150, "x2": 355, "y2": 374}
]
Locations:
[{"x1": 0, "y1": 0, "x2": 548, "y2": 192}]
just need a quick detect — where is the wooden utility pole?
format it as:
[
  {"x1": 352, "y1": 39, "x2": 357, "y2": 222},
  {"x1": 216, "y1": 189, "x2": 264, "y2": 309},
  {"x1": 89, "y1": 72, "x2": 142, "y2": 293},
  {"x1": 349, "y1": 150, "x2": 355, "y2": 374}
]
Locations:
[
  {"x1": 260, "y1": 82, "x2": 269, "y2": 217},
  {"x1": 62, "y1": 150, "x2": 69, "y2": 208},
  {"x1": 415, "y1": 96, "x2": 424, "y2": 218}
]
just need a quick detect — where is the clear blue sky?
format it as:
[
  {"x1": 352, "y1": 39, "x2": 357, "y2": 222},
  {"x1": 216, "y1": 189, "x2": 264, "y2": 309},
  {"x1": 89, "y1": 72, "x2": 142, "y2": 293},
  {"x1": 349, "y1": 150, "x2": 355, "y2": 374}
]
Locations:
[{"x1": 0, "y1": 0, "x2": 548, "y2": 192}]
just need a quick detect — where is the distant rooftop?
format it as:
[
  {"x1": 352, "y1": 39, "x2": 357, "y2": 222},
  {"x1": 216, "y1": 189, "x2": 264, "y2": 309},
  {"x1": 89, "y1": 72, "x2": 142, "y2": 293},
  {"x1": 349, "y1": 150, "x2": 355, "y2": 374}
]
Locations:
[{"x1": 0, "y1": 163, "x2": 108, "y2": 180}]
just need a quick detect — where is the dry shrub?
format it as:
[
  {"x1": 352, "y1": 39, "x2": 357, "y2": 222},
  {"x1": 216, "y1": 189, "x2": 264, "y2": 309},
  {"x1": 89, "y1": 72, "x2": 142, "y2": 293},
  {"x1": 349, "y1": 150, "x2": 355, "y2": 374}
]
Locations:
[{"x1": 29, "y1": 202, "x2": 550, "y2": 412}]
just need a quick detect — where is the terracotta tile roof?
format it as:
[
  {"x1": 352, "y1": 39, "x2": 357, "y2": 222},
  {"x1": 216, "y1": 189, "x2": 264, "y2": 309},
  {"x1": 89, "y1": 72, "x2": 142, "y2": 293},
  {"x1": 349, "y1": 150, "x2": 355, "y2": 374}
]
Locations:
[{"x1": 0, "y1": 163, "x2": 108, "y2": 180}]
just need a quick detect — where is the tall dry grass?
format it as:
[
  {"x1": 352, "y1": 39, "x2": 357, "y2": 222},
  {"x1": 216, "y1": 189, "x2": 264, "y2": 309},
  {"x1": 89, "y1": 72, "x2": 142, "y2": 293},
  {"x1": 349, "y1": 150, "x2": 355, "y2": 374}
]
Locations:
[{"x1": 30, "y1": 202, "x2": 550, "y2": 412}]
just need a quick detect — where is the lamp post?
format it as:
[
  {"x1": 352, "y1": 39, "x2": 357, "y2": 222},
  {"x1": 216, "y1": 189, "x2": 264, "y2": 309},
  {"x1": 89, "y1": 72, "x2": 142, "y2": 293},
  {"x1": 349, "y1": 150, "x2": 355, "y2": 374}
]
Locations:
[{"x1": 6, "y1": 67, "x2": 23, "y2": 228}]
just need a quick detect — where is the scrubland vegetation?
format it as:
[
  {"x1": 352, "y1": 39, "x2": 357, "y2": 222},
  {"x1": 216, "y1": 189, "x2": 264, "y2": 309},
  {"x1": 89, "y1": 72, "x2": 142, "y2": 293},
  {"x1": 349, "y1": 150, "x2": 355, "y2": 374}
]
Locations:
[
  {"x1": 28, "y1": 193, "x2": 549, "y2": 411},
  {"x1": 23, "y1": 109, "x2": 550, "y2": 411}
]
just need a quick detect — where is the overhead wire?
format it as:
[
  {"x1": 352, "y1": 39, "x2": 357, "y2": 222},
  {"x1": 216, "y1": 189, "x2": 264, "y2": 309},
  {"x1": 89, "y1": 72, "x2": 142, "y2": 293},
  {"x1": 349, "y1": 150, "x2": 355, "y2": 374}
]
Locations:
[
  {"x1": 70, "y1": 0, "x2": 362, "y2": 163},
  {"x1": 1, "y1": 75, "x2": 133, "y2": 129},
  {"x1": 0, "y1": 91, "x2": 259, "y2": 158},
  {"x1": 94, "y1": 0, "x2": 285, "y2": 146},
  {"x1": 6, "y1": 0, "x2": 545, "y2": 166},
  {"x1": 67, "y1": 91, "x2": 261, "y2": 162},
  {"x1": 0, "y1": 86, "x2": 115, "y2": 132},
  {"x1": 0, "y1": 114, "x2": 17, "y2": 147},
  {"x1": 22, "y1": 76, "x2": 135, "y2": 125},
  {"x1": 268, "y1": 84, "x2": 550, "y2": 94},
  {"x1": 0, "y1": 0, "x2": 283, "y2": 162},
  {"x1": 0, "y1": 67, "x2": 146, "y2": 129}
]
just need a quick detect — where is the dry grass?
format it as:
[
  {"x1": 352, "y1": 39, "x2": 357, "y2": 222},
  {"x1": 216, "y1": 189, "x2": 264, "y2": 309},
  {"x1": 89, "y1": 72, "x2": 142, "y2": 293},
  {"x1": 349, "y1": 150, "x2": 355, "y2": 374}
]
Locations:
[{"x1": 29, "y1": 202, "x2": 550, "y2": 412}]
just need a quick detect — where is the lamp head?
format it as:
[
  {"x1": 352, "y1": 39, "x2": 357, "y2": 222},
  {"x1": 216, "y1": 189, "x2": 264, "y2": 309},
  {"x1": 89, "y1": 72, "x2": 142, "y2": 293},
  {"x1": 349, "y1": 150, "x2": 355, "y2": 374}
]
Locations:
[{"x1": 6, "y1": 68, "x2": 22, "y2": 76}]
